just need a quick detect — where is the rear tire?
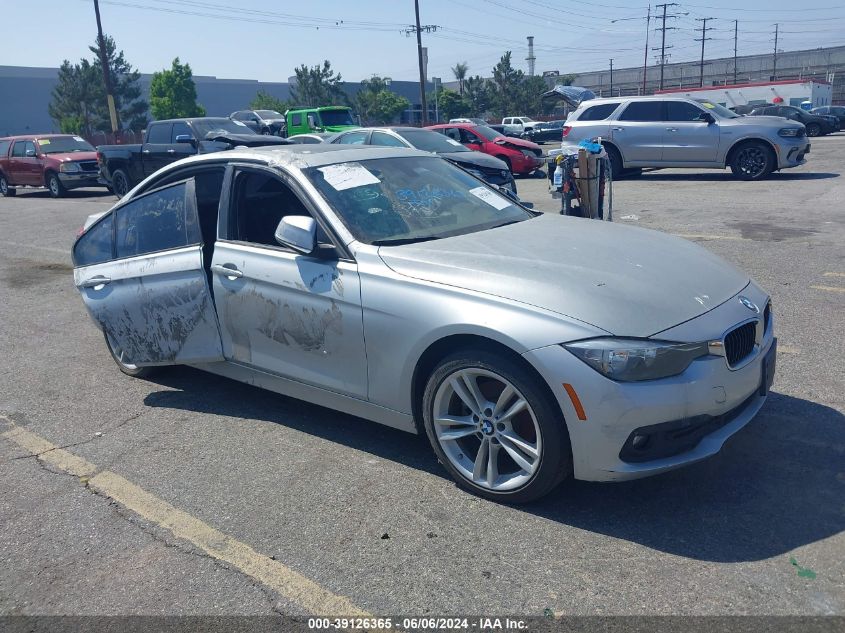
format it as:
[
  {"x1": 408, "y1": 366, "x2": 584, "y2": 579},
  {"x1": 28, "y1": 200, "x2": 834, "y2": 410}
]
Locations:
[
  {"x1": 0, "y1": 174, "x2": 15, "y2": 197},
  {"x1": 422, "y1": 348, "x2": 571, "y2": 503},
  {"x1": 729, "y1": 141, "x2": 775, "y2": 181},
  {"x1": 46, "y1": 172, "x2": 65, "y2": 198},
  {"x1": 104, "y1": 332, "x2": 156, "y2": 378},
  {"x1": 111, "y1": 169, "x2": 131, "y2": 199},
  {"x1": 806, "y1": 123, "x2": 821, "y2": 137}
]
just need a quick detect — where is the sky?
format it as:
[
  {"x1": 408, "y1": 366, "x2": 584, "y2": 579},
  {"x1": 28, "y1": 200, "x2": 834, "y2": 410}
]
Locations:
[{"x1": 2, "y1": 0, "x2": 845, "y2": 83}]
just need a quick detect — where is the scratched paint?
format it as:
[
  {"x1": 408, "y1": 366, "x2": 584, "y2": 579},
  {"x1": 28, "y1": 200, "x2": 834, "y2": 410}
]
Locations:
[{"x1": 91, "y1": 276, "x2": 219, "y2": 363}]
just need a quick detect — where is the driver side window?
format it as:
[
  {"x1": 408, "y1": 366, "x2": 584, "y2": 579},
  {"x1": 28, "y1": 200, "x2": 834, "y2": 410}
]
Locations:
[{"x1": 229, "y1": 170, "x2": 326, "y2": 250}]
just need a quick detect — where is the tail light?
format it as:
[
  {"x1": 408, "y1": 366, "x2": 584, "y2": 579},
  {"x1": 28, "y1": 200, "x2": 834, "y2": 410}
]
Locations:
[
  {"x1": 562, "y1": 126, "x2": 572, "y2": 139},
  {"x1": 96, "y1": 151, "x2": 104, "y2": 166}
]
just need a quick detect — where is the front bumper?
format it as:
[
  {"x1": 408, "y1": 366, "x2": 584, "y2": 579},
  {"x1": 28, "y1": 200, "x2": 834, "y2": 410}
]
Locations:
[
  {"x1": 523, "y1": 284, "x2": 775, "y2": 482},
  {"x1": 511, "y1": 153, "x2": 544, "y2": 174},
  {"x1": 58, "y1": 172, "x2": 102, "y2": 188},
  {"x1": 776, "y1": 139, "x2": 810, "y2": 169}
]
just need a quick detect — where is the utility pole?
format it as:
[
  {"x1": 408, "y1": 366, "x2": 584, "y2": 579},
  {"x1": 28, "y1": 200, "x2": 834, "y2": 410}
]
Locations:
[
  {"x1": 609, "y1": 59, "x2": 614, "y2": 95},
  {"x1": 642, "y1": 4, "x2": 651, "y2": 93},
  {"x1": 93, "y1": 0, "x2": 119, "y2": 133},
  {"x1": 403, "y1": 1, "x2": 438, "y2": 126},
  {"x1": 733, "y1": 20, "x2": 738, "y2": 84},
  {"x1": 772, "y1": 23, "x2": 779, "y2": 80},
  {"x1": 695, "y1": 17, "x2": 714, "y2": 88},
  {"x1": 653, "y1": 3, "x2": 680, "y2": 91}
]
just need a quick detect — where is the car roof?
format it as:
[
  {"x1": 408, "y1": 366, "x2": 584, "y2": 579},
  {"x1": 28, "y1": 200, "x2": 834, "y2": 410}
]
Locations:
[
  {"x1": 175, "y1": 143, "x2": 432, "y2": 170},
  {"x1": 0, "y1": 134, "x2": 80, "y2": 141}
]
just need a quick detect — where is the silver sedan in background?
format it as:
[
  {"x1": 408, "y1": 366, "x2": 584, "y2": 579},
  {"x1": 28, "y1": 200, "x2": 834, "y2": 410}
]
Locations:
[{"x1": 72, "y1": 145, "x2": 776, "y2": 502}]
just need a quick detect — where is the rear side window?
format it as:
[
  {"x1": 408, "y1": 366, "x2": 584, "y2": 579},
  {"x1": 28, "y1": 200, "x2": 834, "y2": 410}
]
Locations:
[
  {"x1": 578, "y1": 103, "x2": 620, "y2": 121},
  {"x1": 370, "y1": 131, "x2": 407, "y2": 147},
  {"x1": 618, "y1": 101, "x2": 664, "y2": 121},
  {"x1": 73, "y1": 214, "x2": 114, "y2": 266},
  {"x1": 336, "y1": 131, "x2": 368, "y2": 145},
  {"x1": 146, "y1": 124, "x2": 172, "y2": 144},
  {"x1": 115, "y1": 181, "x2": 200, "y2": 258},
  {"x1": 0, "y1": 140, "x2": 10, "y2": 157},
  {"x1": 11, "y1": 142, "x2": 27, "y2": 157}
]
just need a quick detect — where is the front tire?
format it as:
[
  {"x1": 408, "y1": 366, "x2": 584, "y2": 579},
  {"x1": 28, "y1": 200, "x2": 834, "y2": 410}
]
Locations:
[
  {"x1": 0, "y1": 174, "x2": 15, "y2": 197},
  {"x1": 46, "y1": 172, "x2": 65, "y2": 198},
  {"x1": 111, "y1": 169, "x2": 131, "y2": 199},
  {"x1": 729, "y1": 141, "x2": 775, "y2": 181},
  {"x1": 104, "y1": 332, "x2": 156, "y2": 378},
  {"x1": 422, "y1": 349, "x2": 571, "y2": 503},
  {"x1": 603, "y1": 144, "x2": 623, "y2": 180},
  {"x1": 806, "y1": 123, "x2": 821, "y2": 137}
]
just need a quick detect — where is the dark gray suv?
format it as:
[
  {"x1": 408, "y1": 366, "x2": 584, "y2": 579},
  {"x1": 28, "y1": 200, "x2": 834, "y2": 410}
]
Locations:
[{"x1": 560, "y1": 96, "x2": 810, "y2": 180}]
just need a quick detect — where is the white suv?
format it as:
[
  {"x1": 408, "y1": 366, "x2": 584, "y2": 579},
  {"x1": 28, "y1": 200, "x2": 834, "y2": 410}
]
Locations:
[
  {"x1": 502, "y1": 116, "x2": 538, "y2": 136},
  {"x1": 560, "y1": 96, "x2": 810, "y2": 180}
]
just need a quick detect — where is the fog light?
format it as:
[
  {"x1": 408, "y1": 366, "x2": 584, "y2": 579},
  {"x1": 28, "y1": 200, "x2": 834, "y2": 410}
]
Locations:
[{"x1": 631, "y1": 434, "x2": 650, "y2": 449}]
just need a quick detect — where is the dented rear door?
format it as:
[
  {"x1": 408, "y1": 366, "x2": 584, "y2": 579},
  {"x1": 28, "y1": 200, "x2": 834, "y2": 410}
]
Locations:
[{"x1": 73, "y1": 178, "x2": 224, "y2": 366}]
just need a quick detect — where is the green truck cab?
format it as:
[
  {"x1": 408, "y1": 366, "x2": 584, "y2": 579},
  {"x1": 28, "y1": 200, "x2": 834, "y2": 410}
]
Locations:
[{"x1": 285, "y1": 106, "x2": 358, "y2": 136}]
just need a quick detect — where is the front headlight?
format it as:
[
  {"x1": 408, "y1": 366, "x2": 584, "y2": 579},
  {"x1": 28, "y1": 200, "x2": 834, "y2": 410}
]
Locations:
[
  {"x1": 778, "y1": 127, "x2": 802, "y2": 138},
  {"x1": 563, "y1": 338, "x2": 709, "y2": 382},
  {"x1": 60, "y1": 162, "x2": 80, "y2": 173}
]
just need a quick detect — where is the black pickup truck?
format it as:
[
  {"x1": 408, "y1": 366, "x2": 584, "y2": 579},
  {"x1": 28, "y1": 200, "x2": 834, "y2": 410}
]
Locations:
[{"x1": 97, "y1": 117, "x2": 290, "y2": 197}]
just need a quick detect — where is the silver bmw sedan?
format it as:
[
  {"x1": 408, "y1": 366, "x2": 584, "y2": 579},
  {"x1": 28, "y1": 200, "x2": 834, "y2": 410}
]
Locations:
[{"x1": 72, "y1": 145, "x2": 776, "y2": 503}]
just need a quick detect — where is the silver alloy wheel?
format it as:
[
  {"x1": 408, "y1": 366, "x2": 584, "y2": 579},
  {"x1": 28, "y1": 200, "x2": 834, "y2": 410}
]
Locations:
[
  {"x1": 106, "y1": 332, "x2": 140, "y2": 371},
  {"x1": 432, "y1": 368, "x2": 542, "y2": 491},
  {"x1": 49, "y1": 174, "x2": 60, "y2": 196},
  {"x1": 0, "y1": 176, "x2": 8, "y2": 195},
  {"x1": 735, "y1": 146, "x2": 767, "y2": 178}
]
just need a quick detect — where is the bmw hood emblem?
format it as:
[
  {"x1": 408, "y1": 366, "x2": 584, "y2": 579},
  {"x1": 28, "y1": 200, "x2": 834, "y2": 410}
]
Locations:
[{"x1": 739, "y1": 296, "x2": 759, "y2": 313}]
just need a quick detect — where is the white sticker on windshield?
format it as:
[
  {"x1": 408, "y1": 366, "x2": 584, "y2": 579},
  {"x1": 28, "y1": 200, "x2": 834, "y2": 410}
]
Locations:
[
  {"x1": 73, "y1": 136, "x2": 85, "y2": 142},
  {"x1": 469, "y1": 186, "x2": 511, "y2": 210},
  {"x1": 318, "y1": 163, "x2": 380, "y2": 191},
  {"x1": 446, "y1": 138, "x2": 463, "y2": 146}
]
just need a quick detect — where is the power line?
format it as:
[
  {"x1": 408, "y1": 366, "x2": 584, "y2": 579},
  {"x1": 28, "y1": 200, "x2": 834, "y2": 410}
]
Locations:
[
  {"x1": 402, "y1": 1, "x2": 438, "y2": 126},
  {"x1": 694, "y1": 17, "x2": 715, "y2": 87},
  {"x1": 772, "y1": 23, "x2": 779, "y2": 80},
  {"x1": 652, "y1": 3, "x2": 686, "y2": 90}
]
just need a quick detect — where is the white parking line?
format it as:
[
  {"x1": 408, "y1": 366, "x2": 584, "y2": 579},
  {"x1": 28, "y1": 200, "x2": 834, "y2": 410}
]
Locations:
[
  {"x1": 672, "y1": 233, "x2": 748, "y2": 241},
  {"x1": 811, "y1": 285, "x2": 845, "y2": 294},
  {"x1": 0, "y1": 417, "x2": 370, "y2": 617},
  {"x1": 0, "y1": 240, "x2": 69, "y2": 255}
]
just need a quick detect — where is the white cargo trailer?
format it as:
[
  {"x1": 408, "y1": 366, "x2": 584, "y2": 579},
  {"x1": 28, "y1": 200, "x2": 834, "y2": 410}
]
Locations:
[{"x1": 655, "y1": 79, "x2": 833, "y2": 108}]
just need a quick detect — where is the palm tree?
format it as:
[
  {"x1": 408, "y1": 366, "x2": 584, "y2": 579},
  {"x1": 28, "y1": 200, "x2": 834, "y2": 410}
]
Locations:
[{"x1": 452, "y1": 62, "x2": 469, "y2": 96}]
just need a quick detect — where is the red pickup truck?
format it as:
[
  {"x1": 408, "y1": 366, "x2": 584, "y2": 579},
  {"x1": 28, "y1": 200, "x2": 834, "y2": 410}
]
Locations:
[{"x1": 0, "y1": 134, "x2": 102, "y2": 198}]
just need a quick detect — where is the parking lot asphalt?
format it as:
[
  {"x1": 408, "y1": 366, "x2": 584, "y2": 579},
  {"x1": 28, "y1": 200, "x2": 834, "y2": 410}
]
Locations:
[{"x1": 1, "y1": 134, "x2": 843, "y2": 618}]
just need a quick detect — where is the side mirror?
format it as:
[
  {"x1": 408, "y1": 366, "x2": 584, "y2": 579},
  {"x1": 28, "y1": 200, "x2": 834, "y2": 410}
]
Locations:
[
  {"x1": 274, "y1": 216, "x2": 316, "y2": 254},
  {"x1": 307, "y1": 114, "x2": 317, "y2": 129},
  {"x1": 175, "y1": 135, "x2": 196, "y2": 146}
]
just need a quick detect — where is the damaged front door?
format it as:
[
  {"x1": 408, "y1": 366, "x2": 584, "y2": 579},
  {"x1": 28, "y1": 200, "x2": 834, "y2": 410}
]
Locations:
[
  {"x1": 211, "y1": 167, "x2": 367, "y2": 398},
  {"x1": 72, "y1": 178, "x2": 224, "y2": 366}
]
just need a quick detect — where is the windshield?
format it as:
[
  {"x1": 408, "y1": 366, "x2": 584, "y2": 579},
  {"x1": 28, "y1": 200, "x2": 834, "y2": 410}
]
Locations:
[
  {"x1": 397, "y1": 129, "x2": 470, "y2": 153},
  {"x1": 695, "y1": 99, "x2": 739, "y2": 119},
  {"x1": 37, "y1": 136, "x2": 95, "y2": 154},
  {"x1": 193, "y1": 119, "x2": 258, "y2": 137},
  {"x1": 304, "y1": 156, "x2": 531, "y2": 245},
  {"x1": 319, "y1": 109, "x2": 356, "y2": 126},
  {"x1": 256, "y1": 110, "x2": 282, "y2": 118},
  {"x1": 472, "y1": 125, "x2": 504, "y2": 141}
]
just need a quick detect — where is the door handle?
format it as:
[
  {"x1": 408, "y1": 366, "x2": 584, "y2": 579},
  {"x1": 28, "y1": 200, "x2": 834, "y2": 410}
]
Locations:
[
  {"x1": 80, "y1": 276, "x2": 111, "y2": 289},
  {"x1": 211, "y1": 264, "x2": 244, "y2": 279},
  {"x1": 665, "y1": 127, "x2": 679, "y2": 132},
  {"x1": 142, "y1": 149, "x2": 151, "y2": 154},
  {"x1": 167, "y1": 149, "x2": 175, "y2": 154},
  {"x1": 611, "y1": 127, "x2": 624, "y2": 132}
]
